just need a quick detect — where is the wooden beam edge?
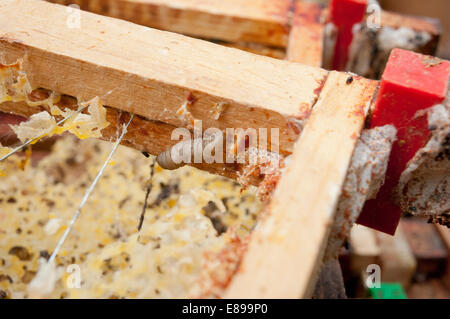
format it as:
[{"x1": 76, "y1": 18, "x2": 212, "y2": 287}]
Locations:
[
  {"x1": 224, "y1": 72, "x2": 378, "y2": 298},
  {"x1": 286, "y1": 1, "x2": 325, "y2": 67},
  {"x1": 47, "y1": 0, "x2": 292, "y2": 47},
  {"x1": 0, "y1": 0, "x2": 329, "y2": 156}
]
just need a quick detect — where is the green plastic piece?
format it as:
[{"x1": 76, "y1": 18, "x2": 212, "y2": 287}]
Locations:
[{"x1": 369, "y1": 283, "x2": 407, "y2": 299}]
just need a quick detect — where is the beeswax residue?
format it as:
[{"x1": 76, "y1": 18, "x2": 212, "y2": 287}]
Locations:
[
  {"x1": 2, "y1": 59, "x2": 110, "y2": 143},
  {"x1": 0, "y1": 136, "x2": 261, "y2": 299}
]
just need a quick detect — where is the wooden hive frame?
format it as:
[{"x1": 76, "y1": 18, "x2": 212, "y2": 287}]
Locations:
[
  {"x1": 0, "y1": 0, "x2": 447, "y2": 298},
  {"x1": 45, "y1": 0, "x2": 442, "y2": 70}
]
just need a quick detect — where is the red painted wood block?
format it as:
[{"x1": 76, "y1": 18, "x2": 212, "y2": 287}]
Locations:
[
  {"x1": 330, "y1": 0, "x2": 367, "y2": 26},
  {"x1": 357, "y1": 49, "x2": 450, "y2": 235},
  {"x1": 330, "y1": 0, "x2": 367, "y2": 70}
]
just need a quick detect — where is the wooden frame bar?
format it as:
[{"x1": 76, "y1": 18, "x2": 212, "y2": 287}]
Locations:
[
  {"x1": 224, "y1": 72, "x2": 378, "y2": 298},
  {"x1": 287, "y1": 1, "x2": 325, "y2": 67},
  {"x1": 47, "y1": 0, "x2": 292, "y2": 47},
  {"x1": 46, "y1": 1, "x2": 441, "y2": 74},
  {"x1": 0, "y1": 0, "x2": 380, "y2": 298},
  {"x1": 0, "y1": 0, "x2": 328, "y2": 159},
  {"x1": 0, "y1": 97, "x2": 257, "y2": 182}
]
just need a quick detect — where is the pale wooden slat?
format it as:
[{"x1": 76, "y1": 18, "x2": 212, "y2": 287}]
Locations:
[
  {"x1": 286, "y1": 1, "x2": 324, "y2": 67},
  {"x1": 0, "y1": 98, "x2": 259, "y2": 183},
  {"x1": 376, "y1": 227, "x2": 417, "y2": 288},
  {"x1": 349, "y1": 225, "x2": 380, "y2": 276},
  {"x1": 224, "y1": 72, "x2": 378, "y2": 298},
  {"x1": 47, "y1": 0, "x2": 292, "y2": 47},
  {"x1": 0, "y1": 0, "x2": 328, "y2": 156},
  {"x1": 380, "y1": 10, "x2": 440, "y2": 35},
  {"x1": 434, "y1": 225, "x2": 450, "y2": 288}
]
